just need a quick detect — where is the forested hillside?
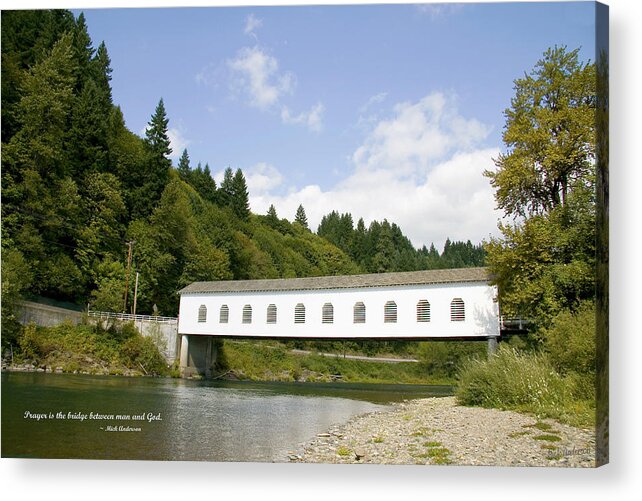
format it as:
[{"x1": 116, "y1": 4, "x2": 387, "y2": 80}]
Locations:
[{"x1": 1, "y1": 10, "x2": 485, "y2": 329}]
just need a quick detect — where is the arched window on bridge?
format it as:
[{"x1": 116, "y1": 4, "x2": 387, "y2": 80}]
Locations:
[
  {"x1": 267, "y1": 304, "x2": 277, "y2": 324},
  {"x1": 450, "y1": 298, "x2": 465, "y2": 322},
  {"x1": 219, "y1": 305, "x2": 229, "y2": 323},
  {"x1": 417, "y1": 300, "x2": 431, "y2": 322},
  {"x1": 294, "y1": 303, "x2": 306, "y2": 324},
  {"x1": 242, "y1": 305, "x2": 253, "y2": 324},
  {"x1": 322, "y1": 303, "x2": 334, "y2": 324},
  {"x1": 384, "y1": 301, "x2": 397, "y2": 323},
  {"x1": 353, "y1": 302, "x2": 366, "y2": 324},
  {"x1": 198, "y1": 305, "x2": 207, "y2": 323}
]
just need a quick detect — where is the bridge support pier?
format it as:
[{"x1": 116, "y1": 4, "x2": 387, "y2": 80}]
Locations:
[
  {"x1": 179, "y1": 335, "x2": 219, "y2": 378},
  {"x1": 487, "y1": 336, "x2": 499, "y2": 359}
]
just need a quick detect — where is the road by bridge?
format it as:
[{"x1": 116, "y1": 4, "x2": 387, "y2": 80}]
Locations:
[{"x1": 289, "y1": 349, "x2": 419, "y2": 363}]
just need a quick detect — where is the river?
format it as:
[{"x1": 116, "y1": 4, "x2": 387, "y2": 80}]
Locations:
[{"x1": 1, "y1": 372, "x2": 452, "y2": 461}]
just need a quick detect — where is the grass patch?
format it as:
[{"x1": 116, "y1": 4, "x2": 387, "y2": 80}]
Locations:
[
  {"x1": 220, "y1": 340, "x2": 455, "y2": 384},
  {"x1": 336, "y1": 446, "x2": 352, "y2": 457},
  {"x1": 508, "y1": 431, "x2": 531, "y2": 438},
  {"x1": 533, "y1": 434, "x2": 562, "y2": 442},
  {"x1": 456, "y1": 346, "x2": 595, "y2": 428},
  {"x1": 540, "y1": 444, "x2": 558, "y2": 451},
  {"x1": 412, "y1": 442, "x2": 452, "y2": 464},
  {"x1": 372, "y1": 436, "x2": 385, "y2": 443},
  {"x1": 524, "y1": 421, "x2": 554, "y2": 432}
]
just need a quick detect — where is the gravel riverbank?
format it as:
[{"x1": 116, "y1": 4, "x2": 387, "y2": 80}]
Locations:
[{"x1": 291, "y1": 396, "x2": 595, "y2": 467}]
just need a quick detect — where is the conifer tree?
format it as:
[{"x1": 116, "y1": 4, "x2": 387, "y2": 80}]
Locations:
[
  {"x1": 218, "y1": 166, "x2": 234, "y2": 207},
  {"x1": 267, "y1": 204, "x2": 278, "y2": 220},
  {"x1": 92, "y1": 41, "x2": 113, "y2": 105},
  {"x1": 231, "y1": 168, "x2": 250, "y2": 220},
  {"x1": 199, "y1": 163, "x2": 218, "y2": 203},
  {"x1": 177, "y1": 148, "x2": 190, "y2": 181},
  {"x1": 145, "y1": 98, "x2": 172, "y2": 160},
  {"x1": 294, "y1": 204, "x2": 308, "y2": 229},
  {"x1": 131, "y1": 98, "x2": 172, "y2": 218},
  {"x1": 72, "y1": 13, "x2": 94, "y2": 90}
]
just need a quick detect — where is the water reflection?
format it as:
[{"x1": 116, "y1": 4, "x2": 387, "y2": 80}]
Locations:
[{"x1": 2, "y1": 372, "x2": 452, "y2": 461}]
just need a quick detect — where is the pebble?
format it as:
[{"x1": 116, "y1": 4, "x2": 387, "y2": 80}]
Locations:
[{"x1": 294, "y1": 397, "x2": 596, "y2": 467}]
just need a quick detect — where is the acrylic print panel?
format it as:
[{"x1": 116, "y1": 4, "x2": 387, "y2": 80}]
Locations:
[{"x1": 1, "y1": 1, "x2": 608, "y2": 467}]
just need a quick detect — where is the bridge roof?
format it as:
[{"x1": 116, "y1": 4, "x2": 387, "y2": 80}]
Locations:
[{"x1": 179, "y1": 267, "x2": 490, "y2": 294}]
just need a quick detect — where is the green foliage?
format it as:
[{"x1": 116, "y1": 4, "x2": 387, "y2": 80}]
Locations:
[
  {"x1": 485, "y1": 46, "x2": 596, "y2": 218},
  {"x1": 230, "y1": 169, "x2": 250, "y2": 220},
  {"x1": 456, "y1": 346, "x2": 569, "y2": 412},
  {"x1": 221, "y1": 340, "x2": 452, "y2": 384},
  {"x1": 1, "y1": 9, "x2": 75, "y2": 141},
  {"x1": 13, "y1": 321, "x2": 168, "y2": 376},
  {"x1": 318, "y1": 211, "x2": 485, "y2": 273},
  {"x1": 1, "y1": 247, "x2": 34, "y2": 348},
  {"x1": 122, "y1": 333, "x2": 168, "y2": 376},
  {"x1": 193, "y1": 163, "x2": 218, "y2": 203},
  {"x1": 294, "y1": 204, "x2": 309, "y2": 229},
  {"x1": 132, "y1": 97, "x2": 172, "y2": 219},
  {"x1": 417, "y1": 341, "x2": 486, "y2": 378},
  {"x1": 89, "y1": 259, "x2": 126, "y2": 312},
  {"x1": 484, "y1": 46, "x2": 596, "y2": 331},
  {"x1": 544, "y1": 301, "x2": 596, "y2": 377},
  {"x1": 177, "y1": 148, "x2": 191, "y2": 180},
  {"x1": 485, "y1": 160, "x2": 596, "y2": 329},
  {"x1": 543, "y1": 302, "x2": 596, "y2": 400},
  {"x1": 455, "y1": 345, "x2": 594, "y2": 427}
]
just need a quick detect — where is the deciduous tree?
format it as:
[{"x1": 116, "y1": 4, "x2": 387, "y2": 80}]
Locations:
[{"x1": 485, "y1": 46, "x2": 596, "y2": 218}]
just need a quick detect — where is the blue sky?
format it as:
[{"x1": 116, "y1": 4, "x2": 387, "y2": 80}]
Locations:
[{"x1": 75, "y1": 2, "x2": 597, "y2": 249}]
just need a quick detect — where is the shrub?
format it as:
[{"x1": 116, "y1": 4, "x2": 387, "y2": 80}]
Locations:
[
  {"x1": 13, "y1": 321, "x2": 168, "y2": 376},
  {"x1": 543, "y1": 301, "x2": 596, "y2": 377},
  {"x1": 122, "y1": 335, "x2": 168, "y2": 376},
  {"x1": 17, "y1": 323, "x2": 41, "y2": 360},
  {"x1": 417, "y1": 341, "x2": 486, "y2": 378},
  {"x1": 456, "y1": 346, "x2": 569, "y2": 413}
]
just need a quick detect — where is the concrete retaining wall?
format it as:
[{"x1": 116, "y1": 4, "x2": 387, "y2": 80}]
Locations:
[
  {"x1": 14, "y1": 301, "x2": 83, "y2": 327},
  {"x1": 15, "y1": 301, "x2": 179, "y2": 363}
]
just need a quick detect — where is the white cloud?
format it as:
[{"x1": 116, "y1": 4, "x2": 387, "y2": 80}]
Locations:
[
  {"x1": 416, "y1": 4, "x2": 464, "y2": 19},
  {"x1": 352, "y1": 92, "x2": 490, "y2": 177},
  {"x1": 244, "y1": 13, "x2": 262, "y2": 36},
  {"x1": 195, "y1": 62, "x2": 222, "y2": 87},
  {"x1": 359, "y1": 92, "x2": 388, "y2": 113},
  {"x1": 167, "y1": 127, "x2": 190, "y2": 161},
  {"x1": 247, "y1": 93, "x2": 501, "y2": 249},
  {"x1": 249, "y1": 150, "x2": 499, "y2": 250},
  {"x1": 227, "y1": 46, "x2": 295, "y2": 110},
  {"x1": 225, "y1": 45, "x2": 322, "y2": 131},
  {"x1": 281, "y1": 102, "x2": 324, "y2": 132},
  {"x1": 244, "y1": 162, "x2": 284, "y2": 195}
]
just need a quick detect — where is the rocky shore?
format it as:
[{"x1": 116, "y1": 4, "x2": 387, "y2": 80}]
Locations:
[
  {"x1": 3, "y1": 360, "x2": 146, "y2": 377},
  {"x1": 292, "y1": 396, "x2": 595, "y2": 467}
]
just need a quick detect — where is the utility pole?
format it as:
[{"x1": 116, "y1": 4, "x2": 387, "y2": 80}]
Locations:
[
  {"x1": 123, "y1": 241, "x2": 134, "y2": 313},
  {"x1": 132, "y1": 272, "x2": 139, "y2": 316}
]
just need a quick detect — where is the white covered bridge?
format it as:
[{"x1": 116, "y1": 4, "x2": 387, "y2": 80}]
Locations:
[{"x1": 177, "y1": 267, "x2": 501, "y2": 377}]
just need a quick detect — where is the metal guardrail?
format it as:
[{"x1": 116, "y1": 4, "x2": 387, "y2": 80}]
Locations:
[
  {"x1": 500, "y1": 316, "x2": 529, "y2": 331},
  {"x1": 87, "y1": 310, "x2": 177, "y2": 323}
]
